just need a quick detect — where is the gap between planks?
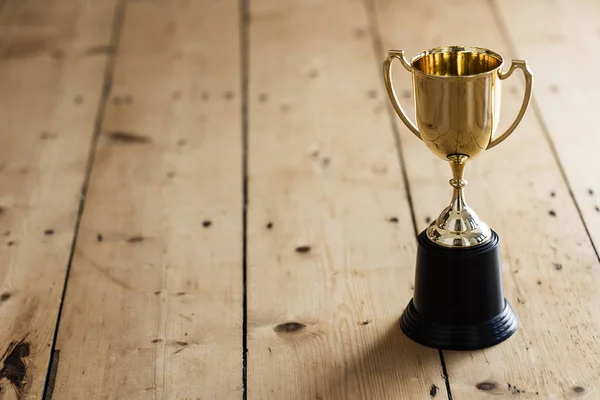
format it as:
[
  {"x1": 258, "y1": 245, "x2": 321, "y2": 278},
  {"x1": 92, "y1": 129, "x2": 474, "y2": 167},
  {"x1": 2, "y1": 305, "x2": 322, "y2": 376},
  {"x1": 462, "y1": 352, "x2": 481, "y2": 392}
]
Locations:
[
  {"x1": 41, "y1": 0, "x2": 128, "y2": 397},
  {"x1": 240, "y1": 0, "x2": 250, "y2": 398},
  {"x1": 363, "y1": 0, "x2": 453, "y2": 399},
  {"x1": 487, "y1": 0, "x2": 600, "y2": 263}
]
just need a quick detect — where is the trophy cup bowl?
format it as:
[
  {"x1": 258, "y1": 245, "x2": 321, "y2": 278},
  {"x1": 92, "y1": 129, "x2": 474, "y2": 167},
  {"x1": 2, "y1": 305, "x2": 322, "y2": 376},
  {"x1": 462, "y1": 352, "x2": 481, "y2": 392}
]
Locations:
[{"x1": 383, "y1": 46, "x2": 533, "y2": 350}]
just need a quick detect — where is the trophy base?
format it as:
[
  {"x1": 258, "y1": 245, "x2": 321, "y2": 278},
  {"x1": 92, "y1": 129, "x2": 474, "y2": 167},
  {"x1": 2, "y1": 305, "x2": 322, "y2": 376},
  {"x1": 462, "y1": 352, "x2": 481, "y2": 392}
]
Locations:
[
  {"x1": 400, "y1": 230, "x2": 517, "y2": 350},
  {"x1": 401, "y1": 299, "x2": 517, "y2": 351}
]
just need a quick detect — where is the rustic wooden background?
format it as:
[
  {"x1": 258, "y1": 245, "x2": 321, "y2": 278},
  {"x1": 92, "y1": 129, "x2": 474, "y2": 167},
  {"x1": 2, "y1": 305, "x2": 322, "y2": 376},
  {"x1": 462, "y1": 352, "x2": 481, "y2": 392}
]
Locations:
[{"x1": 1, "y1": 0, "x2": 599, "y2": 398}]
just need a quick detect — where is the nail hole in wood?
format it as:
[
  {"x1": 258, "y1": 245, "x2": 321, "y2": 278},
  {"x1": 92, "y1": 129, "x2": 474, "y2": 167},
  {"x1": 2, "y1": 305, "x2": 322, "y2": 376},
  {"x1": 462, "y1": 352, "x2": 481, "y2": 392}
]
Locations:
[
  {"x1": 295, "y1": 246, "x2": 311, "y2": 253},
  {"x1": 476, "y1": 382, "x2": 497, "y2": 391},
  {"x1": 273, "y1": 322, "x2": 306, "y2": 333},
  {"x1": 553, "y1": 262, "x2": 563, "y2": 271},
  {"x1": 430, "y1": 384, "x2": 438, "y2": 397}
]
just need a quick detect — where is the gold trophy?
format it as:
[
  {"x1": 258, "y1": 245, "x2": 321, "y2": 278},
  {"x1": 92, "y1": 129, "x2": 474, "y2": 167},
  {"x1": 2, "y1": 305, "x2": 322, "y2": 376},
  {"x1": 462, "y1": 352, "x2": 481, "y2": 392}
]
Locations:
[{"x1": 383, "y1": 46, "x2": 533, "y2": 350}]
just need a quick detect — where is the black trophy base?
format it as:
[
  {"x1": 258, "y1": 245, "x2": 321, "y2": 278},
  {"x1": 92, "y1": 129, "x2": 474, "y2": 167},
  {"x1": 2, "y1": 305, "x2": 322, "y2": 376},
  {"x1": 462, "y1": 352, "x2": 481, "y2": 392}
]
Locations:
[{"x1": 400, "y1": 230, "x2": 517, "y2": 351}]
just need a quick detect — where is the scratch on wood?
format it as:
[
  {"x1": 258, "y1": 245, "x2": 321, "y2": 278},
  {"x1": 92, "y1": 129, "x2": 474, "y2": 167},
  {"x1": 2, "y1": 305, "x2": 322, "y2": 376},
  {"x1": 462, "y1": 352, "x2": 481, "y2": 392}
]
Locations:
[
  {"x1": 172, "y1": 341, "x2": 190, "y2": 355},
  {"x1": 83, "y1": 255, "x2": 135, "y2": 291},
  {"x1": 44, "y1": 350, "x2": 60, "y2": 400},
  {"x1": 126, "y1": 235, "x2": 145, "y2": 243},
  {"x1": 107, "y1": 131, "x2": 151, "y2": 144}
]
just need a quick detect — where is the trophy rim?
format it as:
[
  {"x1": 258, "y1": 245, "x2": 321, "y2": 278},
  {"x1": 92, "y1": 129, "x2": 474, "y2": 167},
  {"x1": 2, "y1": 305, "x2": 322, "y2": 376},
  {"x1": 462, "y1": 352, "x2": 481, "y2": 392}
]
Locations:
[{"x1": 410, "y1": 45, "x2": 504, "y2": 79}]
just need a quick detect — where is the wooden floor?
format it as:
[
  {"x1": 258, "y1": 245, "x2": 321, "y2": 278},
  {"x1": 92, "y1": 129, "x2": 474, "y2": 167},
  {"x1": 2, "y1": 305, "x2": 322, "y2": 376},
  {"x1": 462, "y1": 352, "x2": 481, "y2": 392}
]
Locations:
[{"x1": 1, "y1": 0, "x2": 600, "y2": 398}]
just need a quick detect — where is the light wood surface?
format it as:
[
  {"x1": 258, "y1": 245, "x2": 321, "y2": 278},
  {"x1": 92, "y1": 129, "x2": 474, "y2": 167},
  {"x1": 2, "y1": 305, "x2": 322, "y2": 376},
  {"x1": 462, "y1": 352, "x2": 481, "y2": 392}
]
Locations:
[
  {"x1": 493, "y1": 0, "x2": 600, "y2": 254},
  {"x1": 0, "y1": 0, "x2": 118, "y2": 398},
  {"x1": 374, "y1": 0, "x2": 600, "y2": 398},
  {"x1": 1, "y1": 0, "x2": 599, "y2": 398},
  {"x1": 49, "y1": 0, "x2": 243, "y2": 398},
  {"x1": 246, "y1": 0, "x2": 445, "y2": 398}
]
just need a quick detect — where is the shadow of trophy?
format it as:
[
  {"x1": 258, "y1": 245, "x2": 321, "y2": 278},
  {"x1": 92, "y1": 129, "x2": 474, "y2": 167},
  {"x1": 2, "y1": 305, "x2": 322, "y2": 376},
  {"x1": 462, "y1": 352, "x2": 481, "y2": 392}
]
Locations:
[
  {"x1": 323, "y1": 322, "x2": 442, "y2": 398},
  {"x1": 383, "y1": 46, "x2": 533, "y2": 350}
]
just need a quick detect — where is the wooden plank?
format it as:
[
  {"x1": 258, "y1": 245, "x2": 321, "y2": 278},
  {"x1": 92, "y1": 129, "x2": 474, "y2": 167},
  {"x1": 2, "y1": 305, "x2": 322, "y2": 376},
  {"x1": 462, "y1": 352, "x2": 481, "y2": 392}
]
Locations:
[
  {"x1": 50, "y1": 1, "x2": 243, "y2": 398},
  {"x1": 492, "y1": 0, "x2": 600, "y2": 259},
  {"x1": 374, "y1": 0, "x2": 600, "y2": 397},
  {"x1": 0, "y1": 0, "x2": 118, "y2": 398},
  {"x1": 246, "y1": 1, "x2": 445, "y2": 399}
]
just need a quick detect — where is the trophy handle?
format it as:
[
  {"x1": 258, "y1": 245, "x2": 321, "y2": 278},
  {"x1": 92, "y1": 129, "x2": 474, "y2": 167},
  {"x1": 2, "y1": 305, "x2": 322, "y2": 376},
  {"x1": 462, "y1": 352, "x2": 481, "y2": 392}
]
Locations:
[
  {"x1": 383, "y1": 50, "x2": 422, "y2": 140},
  {"x1": 487, "y1": 60, "x2": 533, "y2": 150}
]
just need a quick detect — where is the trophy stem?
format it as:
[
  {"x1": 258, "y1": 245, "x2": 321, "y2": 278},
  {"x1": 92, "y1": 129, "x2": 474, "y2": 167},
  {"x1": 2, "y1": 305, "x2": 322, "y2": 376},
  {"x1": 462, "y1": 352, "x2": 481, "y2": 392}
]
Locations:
[
  {"x1": 448, "y1": 154, "x2": 468, "y2": 205},
  {"x1": 425, "y1": 154, "x2": 492, "y2": 247}
]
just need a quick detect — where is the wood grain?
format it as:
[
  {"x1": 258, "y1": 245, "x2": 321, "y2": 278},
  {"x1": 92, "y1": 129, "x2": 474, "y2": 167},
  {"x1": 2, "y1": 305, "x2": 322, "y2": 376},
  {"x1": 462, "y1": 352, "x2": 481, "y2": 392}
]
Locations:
[
  {"x1": 50, "y1": 0, "x2": 243, "y2": 398},
  {"x1": 246, "y1": 0, "x2": 445, "y2": 399},
  {"x1": 373, "y1": 0, "x2": 600, "y2": 398},
  {"x1": 0, "y1": 0, "x2": 118, "y2": 398},
  {"x1": 492, "y1": 0, "x2": 600, "y2": 257}
]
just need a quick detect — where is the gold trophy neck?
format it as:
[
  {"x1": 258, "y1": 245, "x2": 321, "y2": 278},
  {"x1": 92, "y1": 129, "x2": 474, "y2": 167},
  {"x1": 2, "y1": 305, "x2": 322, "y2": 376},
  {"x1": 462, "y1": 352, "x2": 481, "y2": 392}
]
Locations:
[{"x1": 426, "y1": 155, "x2": 491, "y2": 248}]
